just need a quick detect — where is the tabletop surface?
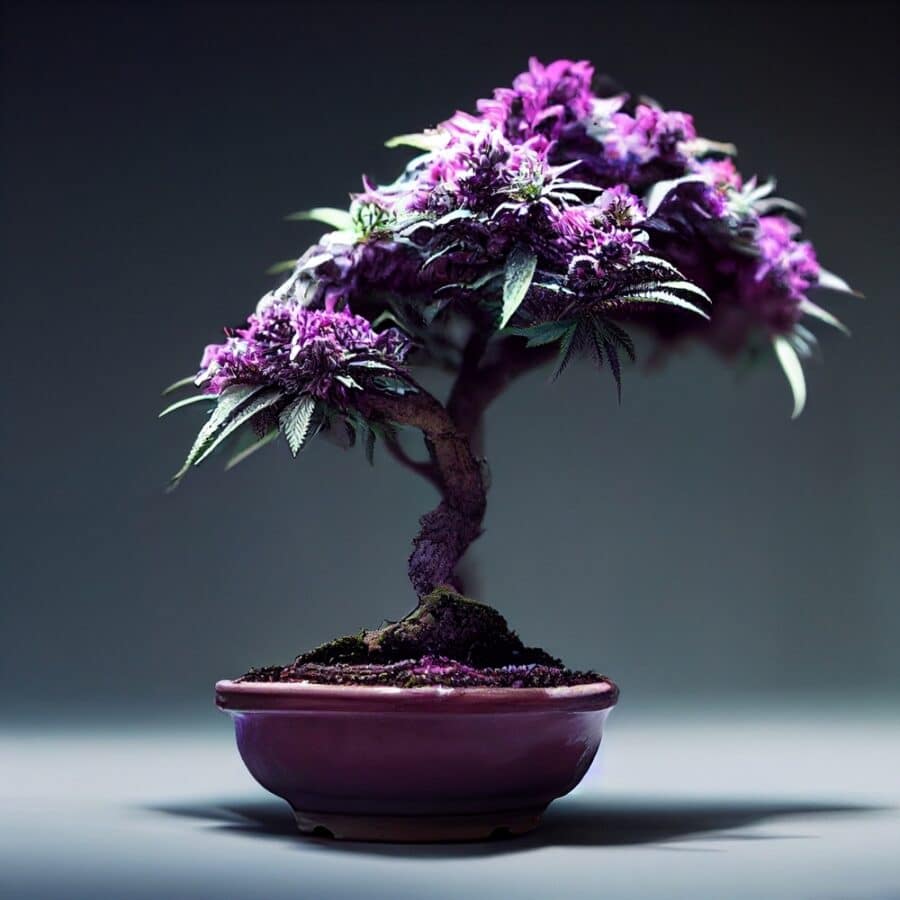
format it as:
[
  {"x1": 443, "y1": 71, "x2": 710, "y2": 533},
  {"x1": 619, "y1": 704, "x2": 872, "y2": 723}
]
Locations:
[{"x1": 3, "y1": 703, "x2": 898, "y2": 900}]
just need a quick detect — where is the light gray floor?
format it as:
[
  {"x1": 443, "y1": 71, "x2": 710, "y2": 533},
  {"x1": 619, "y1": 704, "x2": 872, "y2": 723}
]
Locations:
[{"x1": 3, "y1": 704, "x2": 898, "y2": 900}]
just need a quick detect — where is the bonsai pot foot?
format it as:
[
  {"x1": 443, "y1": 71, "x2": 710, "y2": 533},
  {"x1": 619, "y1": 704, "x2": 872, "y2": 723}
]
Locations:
[{"x1": 292, "y1": 807, "x2": 545, "y2": 842}]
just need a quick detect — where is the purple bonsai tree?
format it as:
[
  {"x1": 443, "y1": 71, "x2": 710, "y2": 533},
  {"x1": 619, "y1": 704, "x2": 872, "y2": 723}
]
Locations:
[{"x1": 163, "y1": 59, "x2": 854, "y2": 685}]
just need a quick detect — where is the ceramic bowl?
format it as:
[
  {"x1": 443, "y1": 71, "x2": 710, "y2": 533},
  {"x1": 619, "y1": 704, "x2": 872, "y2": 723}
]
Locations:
[{"x1": 215, "y1": 678, "x2": 618, "y2": 842}]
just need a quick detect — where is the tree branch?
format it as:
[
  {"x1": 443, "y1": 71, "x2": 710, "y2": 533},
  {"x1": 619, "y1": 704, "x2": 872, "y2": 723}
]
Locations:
[
  {"x1": 381, "y1": 431, "x2": 442, "y2": 492},
  {"x1": 447, "y1": 337, "x2": 557, "y2": 444}
]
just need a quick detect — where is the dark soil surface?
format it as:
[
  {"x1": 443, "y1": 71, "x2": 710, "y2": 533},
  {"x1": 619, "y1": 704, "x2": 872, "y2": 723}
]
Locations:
[{"x1": 238, "y1": 588, "x2": 608, "y2": 688}]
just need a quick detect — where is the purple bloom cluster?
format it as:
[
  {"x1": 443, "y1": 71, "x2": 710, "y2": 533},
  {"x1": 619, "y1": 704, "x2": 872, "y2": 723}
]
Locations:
[
  {"x1": 182, "y1": 56, "x2": 849, "y2": 434},
  {"x1": 197, "y1": 304, "x2": 409, "y2": 407},
  {"x1": 266, "y1": 56, "x2": 841, "y2": 369}
]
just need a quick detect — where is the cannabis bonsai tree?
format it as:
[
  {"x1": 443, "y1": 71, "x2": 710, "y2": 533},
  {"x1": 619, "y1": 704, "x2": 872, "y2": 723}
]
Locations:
[{"x1": 164, "y1": 59, "x2": 853, "y2": 687}]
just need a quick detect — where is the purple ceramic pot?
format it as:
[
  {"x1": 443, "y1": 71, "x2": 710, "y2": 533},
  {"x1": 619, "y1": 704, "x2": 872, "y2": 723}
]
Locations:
[{"x1": 215, "y1": 678, "x2": 618, "y2": 842}]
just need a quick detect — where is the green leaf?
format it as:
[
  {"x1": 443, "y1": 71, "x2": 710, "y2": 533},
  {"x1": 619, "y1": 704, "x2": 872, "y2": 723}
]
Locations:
[
  {"x1": 171, "y1": 384, "x2": 261, "y2": 484},
  {"x1": 798, "y1": 299, "x2": 850, "y2": 336},
  {"x1": 619, "y1": 290, "x2": 709, "y2": 318},
  {"x1": 162, "y1": 375, "x2": 199, "y2": 396},
  {"x1": 773, "y1": 335, "x2": 807, "y2": 419},
  {"x1": 373, "y1": 375, "x2": 418, "y2": 395},
  {"x1": 552, "y1": 323, "x2": 580, "y2": 380},
  {"x1": 500, "y1": 247, "x2": 538, "y2": 328},
  {"x1": 158, "y1": 394, "x2": 214, "y2": 418},
  {"x1": 225, "y1": 428, "x2": 279, "y2": 470},
  {"x1": 504, "y1": 320, "x2": 574, "y2": 347},
  {"x1": 630, "y1": 254, "x2": 686, "y2": 279},
  {"x1": 466, "y1": 269, "x2": 504, "y2": 292},
  {"x1": 815, "y1": 267, "x2": 862, "y2": 297},
  {"x1": 266, "y1": 259, "x2": 298, "y2": 276},
  {"x1": 644, "y1": 175, "x2": 706, "y2": 218},
  {"x1": 385, "y1": 131, "x2": 446, "y2": 151},
  {"x1": 364, "y1": 426, "x2": 376, "y2": 466},
  {"x1": 279, "y1": 395, "x2": 317, "y2": 458},
  {"x1": 193, "y1": 388, "x2": 283, "y2": 467},
  {"x1": 653, "y1": 280, "x2": 712, "y2": 303},
  {"x1": 285, "y1": 207, "x2": 354, "y2": 230}
]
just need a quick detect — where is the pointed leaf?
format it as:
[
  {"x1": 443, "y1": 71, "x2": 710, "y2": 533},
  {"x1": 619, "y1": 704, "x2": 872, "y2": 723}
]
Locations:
[
  {"x1": 162, "y1": 375, "x2": 199, "y2": 396},
  {"x1": 631, "y1": 254, "x2": 686, "y2": 279},
  {"x1": 385, "y1": 131, "x2": 446, "y2": 151},
  {"x1": 500, "y1": 247, "x2": 538, "y2": 328},
  {"x1": 171, "y1": 384, "x2": 261, "y2": 483},
  {"x1": 773, "y1": 335, "x2": 807, "y2": 419},
  {"x1": 364, "y1": 426, "x2": 376, "y2": 466},
  {"x1": 504, "y1": 320, "x2": 574, "y2": 347},
  {"x1": 552, "y1": 323, "x2": 581, "y2": 380},
  {"x1": 655, "y1": 280, "x2": 712, "y2": 303},
  {"x1": 158, "y1": 394, "x2": 214, "y2": 418},
  {"x1": 619, "y1": 290, "x2": 709, "y2": 318},
  {"x1": 798, "y1": 299, "x2": 850, "y2": 336},
  {"x1": 266, "y1": 259, "x2": 297, "y2": 275},
  {"x1": 644, "y1": 175, "x2": 706, "y2": 218},
  {"x1": 279, "y1": 395, "x2": 317, "y2": 457},
  {"x1": 193, "y1": 388, "x2": 283, "y2": 467},
  {"x1": 815, "y1": 267, "x2": 862, "y2": 297},
  {"x1": 225, "y1": 428, "x2": 279, "y2": 470},
  {"x1": 285, "y1": 208, "x2": 354, "y2": 230}
]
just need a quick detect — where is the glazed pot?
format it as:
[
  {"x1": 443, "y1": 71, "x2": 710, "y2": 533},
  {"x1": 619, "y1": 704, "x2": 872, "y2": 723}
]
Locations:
[{"x1": 215, "y1": 678, "x2": 618, "y2": 842}]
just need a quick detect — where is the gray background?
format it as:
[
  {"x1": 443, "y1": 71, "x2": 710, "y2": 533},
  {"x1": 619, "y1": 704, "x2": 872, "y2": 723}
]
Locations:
[{"x1": 2, "y1": 0, "x2": 898, "y2": 723}]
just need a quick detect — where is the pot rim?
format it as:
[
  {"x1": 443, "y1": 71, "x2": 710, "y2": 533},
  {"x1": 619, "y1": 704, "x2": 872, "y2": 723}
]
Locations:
[{"x1": 215, "y1": 677, "x2": 618, "y2": 715}]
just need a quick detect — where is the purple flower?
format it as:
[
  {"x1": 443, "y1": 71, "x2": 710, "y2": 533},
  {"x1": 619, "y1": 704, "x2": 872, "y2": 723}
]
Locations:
[
  {"x1": 198, "y1": 304, "x2": 409, "y2": 407},
  {"x1": 476, "y1": 57, "x2": 595, "y2": 143}
]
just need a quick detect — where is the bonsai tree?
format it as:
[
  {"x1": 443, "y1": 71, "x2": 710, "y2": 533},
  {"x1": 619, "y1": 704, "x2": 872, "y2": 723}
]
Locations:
[{"x1": 163, "y1": 59, "x2": 853, "y2": 685}]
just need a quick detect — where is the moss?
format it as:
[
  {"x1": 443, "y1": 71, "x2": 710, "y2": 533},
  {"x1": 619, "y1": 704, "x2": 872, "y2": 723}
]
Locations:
[
  {"x1": 290, "y1": 587, "x2": 562, "y2": 669},
  {"x1": 297, "y1": 633, "x2": 369, "y2": 664}
]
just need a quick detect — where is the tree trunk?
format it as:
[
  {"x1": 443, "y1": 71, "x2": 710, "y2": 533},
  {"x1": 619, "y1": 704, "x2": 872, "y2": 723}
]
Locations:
[{"x1": 359, "y1": 390, "x2": 487, "y2": 597}]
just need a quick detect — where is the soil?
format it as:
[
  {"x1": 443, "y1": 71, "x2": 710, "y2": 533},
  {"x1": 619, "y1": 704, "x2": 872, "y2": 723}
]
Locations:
[{"x1": 238, "y1": 587, "x2": 609, "y2": 689}]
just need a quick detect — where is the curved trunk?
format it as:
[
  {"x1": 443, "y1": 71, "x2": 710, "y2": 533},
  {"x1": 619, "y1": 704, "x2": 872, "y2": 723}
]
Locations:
[{"x1": 359, "y1": 391, "x2": 487, "y2": 597}]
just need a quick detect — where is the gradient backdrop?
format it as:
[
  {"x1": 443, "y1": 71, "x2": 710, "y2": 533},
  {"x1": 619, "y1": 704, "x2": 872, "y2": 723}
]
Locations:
[{"x1": 2, "y1": 0, "x2": 898, "y2": 723}]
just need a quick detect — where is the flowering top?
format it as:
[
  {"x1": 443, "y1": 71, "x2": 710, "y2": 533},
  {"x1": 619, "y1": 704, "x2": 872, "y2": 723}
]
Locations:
[
  {"x1": 165, "y1": 57, "x2": 853, "y2": 487},
  {"x1": 198, "y1": 303, "x2": 408, "y2": 406}
]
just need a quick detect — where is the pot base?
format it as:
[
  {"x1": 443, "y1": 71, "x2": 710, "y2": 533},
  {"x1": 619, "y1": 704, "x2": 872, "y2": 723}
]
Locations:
[{"x1": 292, "y1": 806, "x2": 545, "y2": 842}]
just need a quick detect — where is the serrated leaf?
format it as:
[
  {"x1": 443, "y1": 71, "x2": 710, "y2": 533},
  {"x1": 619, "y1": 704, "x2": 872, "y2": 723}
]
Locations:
[
  {"x1": 285, "y1": 208, "x2": 354, "y2": 230},
  {"x1": 500, "y1": 247, "x2": 538, "y2": 328},
  {"x1": 225, "y1": 428, "x2": 279, "y2": 470},
  {"x1": 773, "y1": 335, "x2": 807, "y2": 419},
  {"x1": 171, "y1": 384, "x2": 261, "y2": 484},
  {"x1": 798, "y1": 299, "x2": 850, "y2": 336},
  {"x1": 385, "y1": 131, "x2": 446, "y2": 151},
  {"x1": 619, "y1": 290, "x2": 709, "y2": 318},
  {"x1": 279, "y1": 395, "x2": 317, "y2": 457},
  {"x1": 602, "y1": 320, "x2": 636, "y2": 361},
  {"x1": 552, "y1": 323, "x2": 580, "y2": 380},
  {"x1": 652, "y1": 279, "x2": 712, "y2": 303},
  {"x1": 158, "y1": 394, "x2": 214, "y2": 418},
  {"x1": 630, "y1": 254, "x2": 686, "y2": 279},
  {"x1": 162, "y1": 375, "x2": 199, "y2": 396},
  {"x1": 266, "y1": 259, "x2": 297, "y2": 276},
  {"x1": 193, "y1": 388, "x2": 283, "y2": 467},
  {"x1": 644, "y1": 175, "x2": 706, "y2": 218}
]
